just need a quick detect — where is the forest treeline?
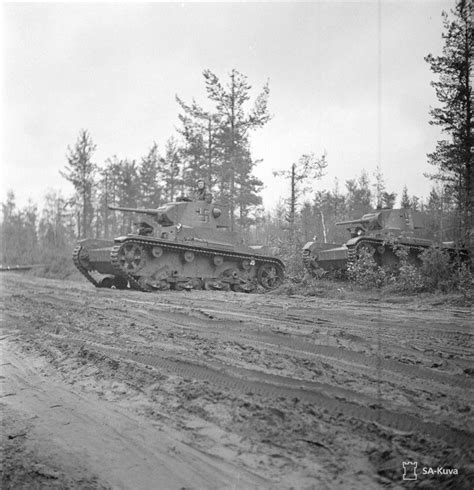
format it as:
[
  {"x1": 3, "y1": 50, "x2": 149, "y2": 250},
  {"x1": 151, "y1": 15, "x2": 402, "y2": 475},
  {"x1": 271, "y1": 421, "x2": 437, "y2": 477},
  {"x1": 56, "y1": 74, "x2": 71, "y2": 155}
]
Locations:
[
  {"x1": 0, "y1": 163, "x2": 459, "y2": 276},
  {"x1": 0, "y1": 1, "x2": 471, "y2": 280}
]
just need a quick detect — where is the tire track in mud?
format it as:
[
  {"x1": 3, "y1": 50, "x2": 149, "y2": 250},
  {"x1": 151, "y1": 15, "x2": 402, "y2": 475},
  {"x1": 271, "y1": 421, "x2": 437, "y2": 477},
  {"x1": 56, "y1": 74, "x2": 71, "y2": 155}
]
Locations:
[
  {"x1": 27, "y1": 288, "x2": 472, "y2": 394},
  {"x1": 112, "y1": 350, "x2": 474, "y2": 451},
  {"x1": 5, "y1": 289, "x2": 472, "y2": 397},
  {"x1": 51, "y1": 334, "x2": 473, "y2": 451},
  {"x1": 45, "y1": 312, "x2": 474, "y2": 394},
  {"x1": 102, "y1": 297, "x2": 473, "y2": 369}
]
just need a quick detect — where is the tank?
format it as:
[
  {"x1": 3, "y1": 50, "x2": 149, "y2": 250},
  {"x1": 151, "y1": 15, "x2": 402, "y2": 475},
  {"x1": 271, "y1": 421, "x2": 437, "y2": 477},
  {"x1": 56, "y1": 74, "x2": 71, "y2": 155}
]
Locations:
[
  {"x1": 302, "y1": 208, "x2": 468, "y2": 277},
  {"x1": 73, "y1": 199, "x2": 284, "y2": 292}
]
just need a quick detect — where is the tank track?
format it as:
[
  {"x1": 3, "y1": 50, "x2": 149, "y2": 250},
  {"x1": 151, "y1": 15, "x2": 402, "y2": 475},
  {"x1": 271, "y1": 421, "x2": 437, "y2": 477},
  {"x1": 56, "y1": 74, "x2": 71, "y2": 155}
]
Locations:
[
  {"x1": 347, "y1": 238, "x2": 428, "y2": 266},
  {"x1": 109, "y1": 238, "x2": 284, "y2": 293},
  {"x1": 72, "y1": 245, "x2": 100, "y2": 288}
]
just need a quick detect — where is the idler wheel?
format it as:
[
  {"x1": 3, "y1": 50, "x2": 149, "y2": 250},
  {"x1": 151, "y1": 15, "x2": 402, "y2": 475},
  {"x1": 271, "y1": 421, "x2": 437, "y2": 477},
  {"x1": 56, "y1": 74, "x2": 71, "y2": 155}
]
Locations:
[
  {"x1": 257, "y1": 263, "x2": 284, "y2": 290},
  {"x1": 75, "y1": 246, "x2": 91, "y2": 268},
  {"x1": 117, "y1": 243, "x2": 145, "y2": 273}
]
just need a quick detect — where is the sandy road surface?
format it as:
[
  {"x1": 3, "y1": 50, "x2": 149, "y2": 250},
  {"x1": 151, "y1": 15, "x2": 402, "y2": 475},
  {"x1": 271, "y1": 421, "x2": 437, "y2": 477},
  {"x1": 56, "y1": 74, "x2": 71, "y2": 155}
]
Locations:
[{"x1": 1, "y1": 273, "x2": 473, "y2": 489}]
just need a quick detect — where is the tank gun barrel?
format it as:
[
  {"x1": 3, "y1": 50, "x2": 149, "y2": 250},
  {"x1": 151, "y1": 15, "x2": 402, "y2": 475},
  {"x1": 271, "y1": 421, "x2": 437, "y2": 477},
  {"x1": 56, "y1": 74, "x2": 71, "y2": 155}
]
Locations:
[
  {"x1": 336, "y1": 218, "x2": 370, "y2": 227},
  {"x1": 108, "y1": 205, "x2": 160, "y2": 215}
]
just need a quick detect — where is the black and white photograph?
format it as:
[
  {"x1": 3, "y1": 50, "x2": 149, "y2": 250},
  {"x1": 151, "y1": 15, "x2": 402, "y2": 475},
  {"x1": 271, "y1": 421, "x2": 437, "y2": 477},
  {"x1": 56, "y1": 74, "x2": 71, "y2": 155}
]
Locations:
[{"x1": 1, "y1": 1, "x2": 472, "y2": 488}]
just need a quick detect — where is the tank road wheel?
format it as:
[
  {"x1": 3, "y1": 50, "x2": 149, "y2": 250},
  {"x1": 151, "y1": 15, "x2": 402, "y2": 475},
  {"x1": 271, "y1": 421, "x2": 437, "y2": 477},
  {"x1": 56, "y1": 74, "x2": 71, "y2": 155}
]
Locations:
[
  {"x1": 241, "y1": 259, "x2": 254, "y2": 271},
  {"x1": 113, "y1": 276, "x2": 128, "y2": 289},
  {"x1": 175, "y1": 280, "x2": 191, "y2": 291},
  {"x1": 175, "y1": 278, "x2": 203, "y2": 291},
  {"x1": 183, "y1": 251, "x2": 195, "y2": 263},
  {"x1": 257, "y1": 263, "x2": 284, "y2": 290},
  {"x1": 151, "y1": 279, "x2": 170, "y2": 291},
  {"x1": 152, "y1": 246, "x2": 163, "y2": 258},
  {"x1": 191, "y1": 278, "x2": 204, "y2": 290},
  {"x1": 204, "y1": 278, "x2": 230, "y2": 291},
  {"x1": 99, "y1": 276, "x2": 114, "y2": 288},
  {"x1": 117, "y1": 243, "x2": 145, "y2": 273},
  {"x1": 232, "y1": 280, "x2": 257, "y2": 293},
  {"x1": 213, "y1": 256, "x2": 224, "y2": 266}
]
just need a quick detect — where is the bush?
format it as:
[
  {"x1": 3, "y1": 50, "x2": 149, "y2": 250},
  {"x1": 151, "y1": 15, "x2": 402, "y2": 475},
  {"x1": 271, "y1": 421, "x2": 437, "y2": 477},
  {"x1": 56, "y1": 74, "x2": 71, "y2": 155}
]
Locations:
[
  {"x1": 347, "y1": 243, "x2": 472, "y2": 297},
  {"x1": 274, "y1": 237, "x2": 306, "y2": 279},
  {"x1": 390, "y1": 244, "x2": 425, "y2": 293},
  {"x1": 347, "y1": 248, "x2": 389, "y2": 288},
  {"x1": 419, "y1": 247, "x2": 453, "y2": 291}
]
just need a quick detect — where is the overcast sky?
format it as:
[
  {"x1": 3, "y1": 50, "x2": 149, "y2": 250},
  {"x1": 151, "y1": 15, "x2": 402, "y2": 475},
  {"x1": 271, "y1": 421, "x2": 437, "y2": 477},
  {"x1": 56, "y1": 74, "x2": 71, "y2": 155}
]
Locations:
[{"x1": 1, "y1": 1, "x2": 453, "y2": 211}]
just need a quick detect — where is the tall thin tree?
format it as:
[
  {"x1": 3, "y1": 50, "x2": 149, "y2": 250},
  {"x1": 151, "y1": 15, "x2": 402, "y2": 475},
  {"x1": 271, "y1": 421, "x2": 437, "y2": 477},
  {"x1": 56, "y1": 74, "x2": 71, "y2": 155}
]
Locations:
[
  {"x1": 61, "y1": 130, "x2": 97, "y2": 237},
  {"x1": 425, "y1": 0, "x2": 472, "y2": 243}
]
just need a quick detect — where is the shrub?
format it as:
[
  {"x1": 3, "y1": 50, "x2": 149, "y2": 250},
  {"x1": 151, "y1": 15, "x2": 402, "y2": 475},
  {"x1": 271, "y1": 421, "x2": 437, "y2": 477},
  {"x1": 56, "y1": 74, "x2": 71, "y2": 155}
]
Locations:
[
  {"x1": 347, "y1": 248, "x2": 389, "y2": 288},
  {"x1": 347, "y1": 243, "x2": 472, "y2": 297},
  {"x1": 274, "y1": 237, "x2": 306, "y2": 279},
  {"x1": 418, "y1": 247, "x2": 453, "y2": 291},
  {"x1": 390, "y1": 245, "x2": 425, "y2": 293}
]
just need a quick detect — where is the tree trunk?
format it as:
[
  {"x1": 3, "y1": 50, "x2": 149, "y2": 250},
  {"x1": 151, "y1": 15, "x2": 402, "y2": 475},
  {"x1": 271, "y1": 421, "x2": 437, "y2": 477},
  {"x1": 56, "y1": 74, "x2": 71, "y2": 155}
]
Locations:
[{"x1": 320, "y1": 210, "x2": 327, "y2": 243}]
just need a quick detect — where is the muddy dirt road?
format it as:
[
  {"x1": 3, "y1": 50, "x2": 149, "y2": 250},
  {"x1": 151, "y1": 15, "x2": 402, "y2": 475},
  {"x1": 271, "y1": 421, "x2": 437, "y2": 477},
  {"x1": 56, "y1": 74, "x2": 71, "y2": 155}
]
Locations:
[{"x1": 1, "y1": 273, "x2": 473, "y2": 489}]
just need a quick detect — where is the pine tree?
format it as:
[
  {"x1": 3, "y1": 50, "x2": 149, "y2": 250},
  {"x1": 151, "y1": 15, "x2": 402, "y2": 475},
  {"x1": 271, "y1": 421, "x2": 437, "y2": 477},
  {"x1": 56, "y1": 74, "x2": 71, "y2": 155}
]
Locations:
[
  {"x1": 345, "y1": 171, "x2": 372, "y2": 218},
  {"x1": 234, "y1": 145, "x2": 263, "y2": 229},
  {"x1": 61, "y1": 130, "x2": 97, "y2": 237},
  {"x1": 162, "y1": 137, "x2": 183, "y2": 202},
  {"x1": 382, "y1": 191, "x2": 397, "y2": 209},
  {"x1": 400, "y1": 185, "x2": 411, "y2": 209},
  {"x1": 117, "y1": 159, "x2": 140, "y2": 233},
  {"x1": 103, "y1": 156, "x2": 123, "y2": 236},
  {"x1": 425, "y1": 0, "x2": 472, "y2": 243},
  {"x1": 411, "y1": 195, "x2": 420, "y2": 211},
  {"x1": 202, "y1": 69, "x2": 271, "y2": 230},
  {"x1": 39, "y1": 190, "x2": 69, "y2": 249},
  {"x1": 176, "y1": 97, "x2": 220, "y2": 189},
  {"x1": 425, "y1": 186, "x2": 444, "y2": 241},
  {"x1": 372, "y1": 164, "x2": 385, "y2": 208},
  {"x1": 139, "y1": 142, "x2": 164, "y2": 208},
  {"x1": 0, "y1": 192, "x2": 39, "y2": 264}
]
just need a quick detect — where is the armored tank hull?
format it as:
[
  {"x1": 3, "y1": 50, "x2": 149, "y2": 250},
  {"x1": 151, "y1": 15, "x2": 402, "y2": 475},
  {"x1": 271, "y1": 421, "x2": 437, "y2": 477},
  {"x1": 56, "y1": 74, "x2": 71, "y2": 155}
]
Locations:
[
  {"x1": 73, "y1": 200, "x2": 284, "y2": 293},
  {"x1": 303, "y1": 235, "x2": 439, "y2": 276},
  {"x1": 303, "y1": 209, "x2": 469, "y2": 277}
]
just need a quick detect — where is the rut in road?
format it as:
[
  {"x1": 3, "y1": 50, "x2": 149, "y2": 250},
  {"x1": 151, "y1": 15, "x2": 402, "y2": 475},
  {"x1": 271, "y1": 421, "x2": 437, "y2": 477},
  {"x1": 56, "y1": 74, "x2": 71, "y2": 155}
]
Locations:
[{"x1": 68, "y1": 337, "x2": 473, "y2": 451}]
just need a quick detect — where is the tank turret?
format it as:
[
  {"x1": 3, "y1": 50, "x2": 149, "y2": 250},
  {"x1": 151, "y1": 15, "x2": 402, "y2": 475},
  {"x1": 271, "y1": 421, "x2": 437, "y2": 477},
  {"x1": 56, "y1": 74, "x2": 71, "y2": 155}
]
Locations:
[
  {"x1": 336, "y1": 209, "x2": 425, "y2": 238},
  {"x1": 109, "y1": 201, "x2": 230, "y2": 230}
]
